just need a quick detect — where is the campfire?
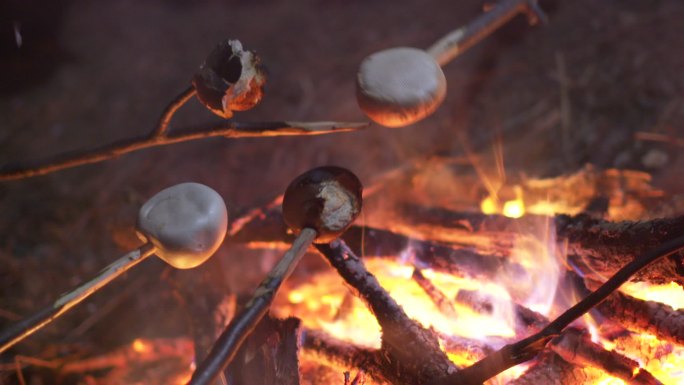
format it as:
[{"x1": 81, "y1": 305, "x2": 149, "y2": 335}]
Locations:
[{"x1": 1, "y1": 1, "x2": 683, "y2": 384}]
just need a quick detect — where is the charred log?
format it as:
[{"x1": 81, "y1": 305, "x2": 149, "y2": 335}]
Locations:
[
  {"x1": 226, "y1": 316, "x2": 301, "y2": 385},
  {"x1": 387, "y1": 205, "x2": 684, "y2": 286},
  {"x1": 229, "y1": 204, "x2": 684, "y2": 286},
  {"x1": 172, "y1": 257, "x2": 234, "y2": 363},
  {"x1": 302, "y1": 329, "x2": 389, "y2": 384},
  {"x1": 454, "y1": 289, "x2": 548, "y2": 334},
  {"x1": 412, "y1": 268, "x2": 458, "y2": 317},
  {"x1": 596, "y1": 291, "x2": 684, "y2": 346},
  {"x1": 229, "y1": 207, "x2": 525, "y2": 280},
  {"x1": 315, "y1": 240, "x2": 458, "y2": 384},
  {"x1": 508, "y1": 352, "x2": 602, "y2": 385},
  {"x1": 549, "y1": 327, "x2": 662, "y2": 385}
]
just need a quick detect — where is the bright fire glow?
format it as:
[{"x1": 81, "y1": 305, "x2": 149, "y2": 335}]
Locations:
[
  {"x1": 594, "y1": 378, "x2": 625, "y2": 385},
  {"x1": 132, "y1": 338, "x2": 151, "y2": 354},
  {"x1": 502, "y1": 199, "x2": 525, "y2": 218},
  {"x1": 620, "y1": 281, "x2": 684, "y2": 310},
  {"x1": 277, "y1": 260, "x2": 518, "y2": 349},
  {"x1": 480, "y1": 194, "x2": 525, "y2": 219}
]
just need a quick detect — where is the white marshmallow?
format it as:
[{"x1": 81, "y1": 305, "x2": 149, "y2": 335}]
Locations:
[
  {"x1": 137, "y1": 183, "x2": 228, "y2": 269},
  {"x1": 356, "y1": 47, "x2": 447, "y2": 128}
]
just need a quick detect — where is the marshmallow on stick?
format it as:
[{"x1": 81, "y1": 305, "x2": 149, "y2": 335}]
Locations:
[
  {"x1": 356, "y1": 0, "x2": 547, "y2": 127},
  {"x1": 0, "y1": 183, "x2": 228, "y2": 354}
]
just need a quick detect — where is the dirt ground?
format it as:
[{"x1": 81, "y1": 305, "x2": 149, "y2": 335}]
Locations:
[{"x1": 1, "y1": 0, "x2": 683, "y2": 383}]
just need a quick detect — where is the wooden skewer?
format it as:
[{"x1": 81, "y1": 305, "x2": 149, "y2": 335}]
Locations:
[{"x1": 0, "y1": 38, "x2": 366, "y2": 182}]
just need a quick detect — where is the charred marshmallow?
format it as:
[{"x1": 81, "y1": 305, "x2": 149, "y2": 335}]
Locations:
[{"x1": 282, "y1": 166, "x2": 362, "y2": 243}]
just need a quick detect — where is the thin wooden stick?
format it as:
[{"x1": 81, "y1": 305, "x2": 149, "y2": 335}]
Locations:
[
  {"x1": 436, "y1": 235, "x2": 684, "y2": 385},
  {"x1": 0, "y1": 243, "x2": 156, "y2": 354},
  {"x1": 188, "y1": 228, "x2": 317, "y2": 385},
  {"x1": 0, "y1": 120, "x2": 366, "y2": 182},
  {"x1": 427, "y1": 0, "x2": 547, "y2": 66},
  {"x1": 154, "y1": 86, "x2": 197, "y2": 137}
]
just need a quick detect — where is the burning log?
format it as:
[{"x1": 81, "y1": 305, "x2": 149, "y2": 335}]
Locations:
[
  {"x1": 596, "y1": 291, "x2": 684, "y2": 346},
  {"x1": 226, "y1": 316, "x2": 301, "y2": 385},
  {"x1": 302, "y1": 329, "x2": 388, "y2": 384},
  {"x1": 453, "y1": 289, "x2": 548, "y2": 334},
  {"x1": 230, "y1": 207, "x2": 523, "y2": 281},
  {"x1": 343, "y1": 371, "x2": 366, "y2": 385},
  {"x1": 508, "y1": 352, "x2": 603, "y2": 385},
  {"x1": 548, "y1": 327, "x2": 662, "y2": 385},
  {"x1": 230, "y1": 201, "x2": 684, "y2": 286},
  {"x1": 390, "y1": 204, "x2": 684, "y2": 286},
  {"x1": 302, "y1": 328, "x2": 492, "y2": 385},
  {"x1": 315, "y1": 240, "x2": 458, "y2": 384},
  {"x1": 411, "y1": 268, "x2": 458, "y2": 318}
]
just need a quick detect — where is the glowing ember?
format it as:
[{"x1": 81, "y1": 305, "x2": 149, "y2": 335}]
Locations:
[
  {"x1": 132, "y1": 338, "x2": 151, "y2": 353},
  {"x1": 480, "y1": 194, "x2": 525, "y2": 219}
]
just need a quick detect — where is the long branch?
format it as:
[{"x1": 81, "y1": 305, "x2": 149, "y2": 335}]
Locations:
[{"x1": 0, "y1": 120, "x2": 366, "y2": 181}]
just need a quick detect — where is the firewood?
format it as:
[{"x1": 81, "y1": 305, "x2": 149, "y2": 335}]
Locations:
[
  {"x1": 412, "y1": 268, "x2": 458, "y2": 318},
  {"x1": 453, "y1": 289, "x2": 548, "y2": 335},
  {"x1": 315, "y1": 240, "x2": 458, "y2": 384},
  {"x1": 229, "y1": 207, "x2": 521, "y2": 280},
  {"x1": 302, "y1": 329, "x2": 388, "y2": 384},
  {"x1": 597, "y1": 291, "x2": 684, "y2": 346},
  {"x1": 549, "y1": 327, "x2": 662, "y2": 385},
  {"x1": 226, "y1": 316, "x2": 301, "y2": 385},
  {"x1": 390, "y1": 204, "x2": 684, "y2": 286},
  {"x1": 436, "y1": 235, "x2": 684, "y2": 385},
  {"x1": 229, "y1": 203, "x2": 684, "y2": 286},
  {"x1": 507, "y1": 352, "x2": 603, "y2": 385}
]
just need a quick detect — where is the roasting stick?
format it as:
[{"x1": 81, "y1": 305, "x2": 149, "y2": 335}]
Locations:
[
  {"x1": 437, "y1": 234, "x2": 684, "y2": 385},
  {"x1": 356, "y1": 0, "x2": 547, "y2": 127},
  {"x1": 189, "y1": 166, "x2": 363, "y2": 385},
  {"x1": 0, "y1": 39, "x2": 366, "y2": 182},
  {"x1": 0, "y1": 183, "x2": 228, "y2": 354}
]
